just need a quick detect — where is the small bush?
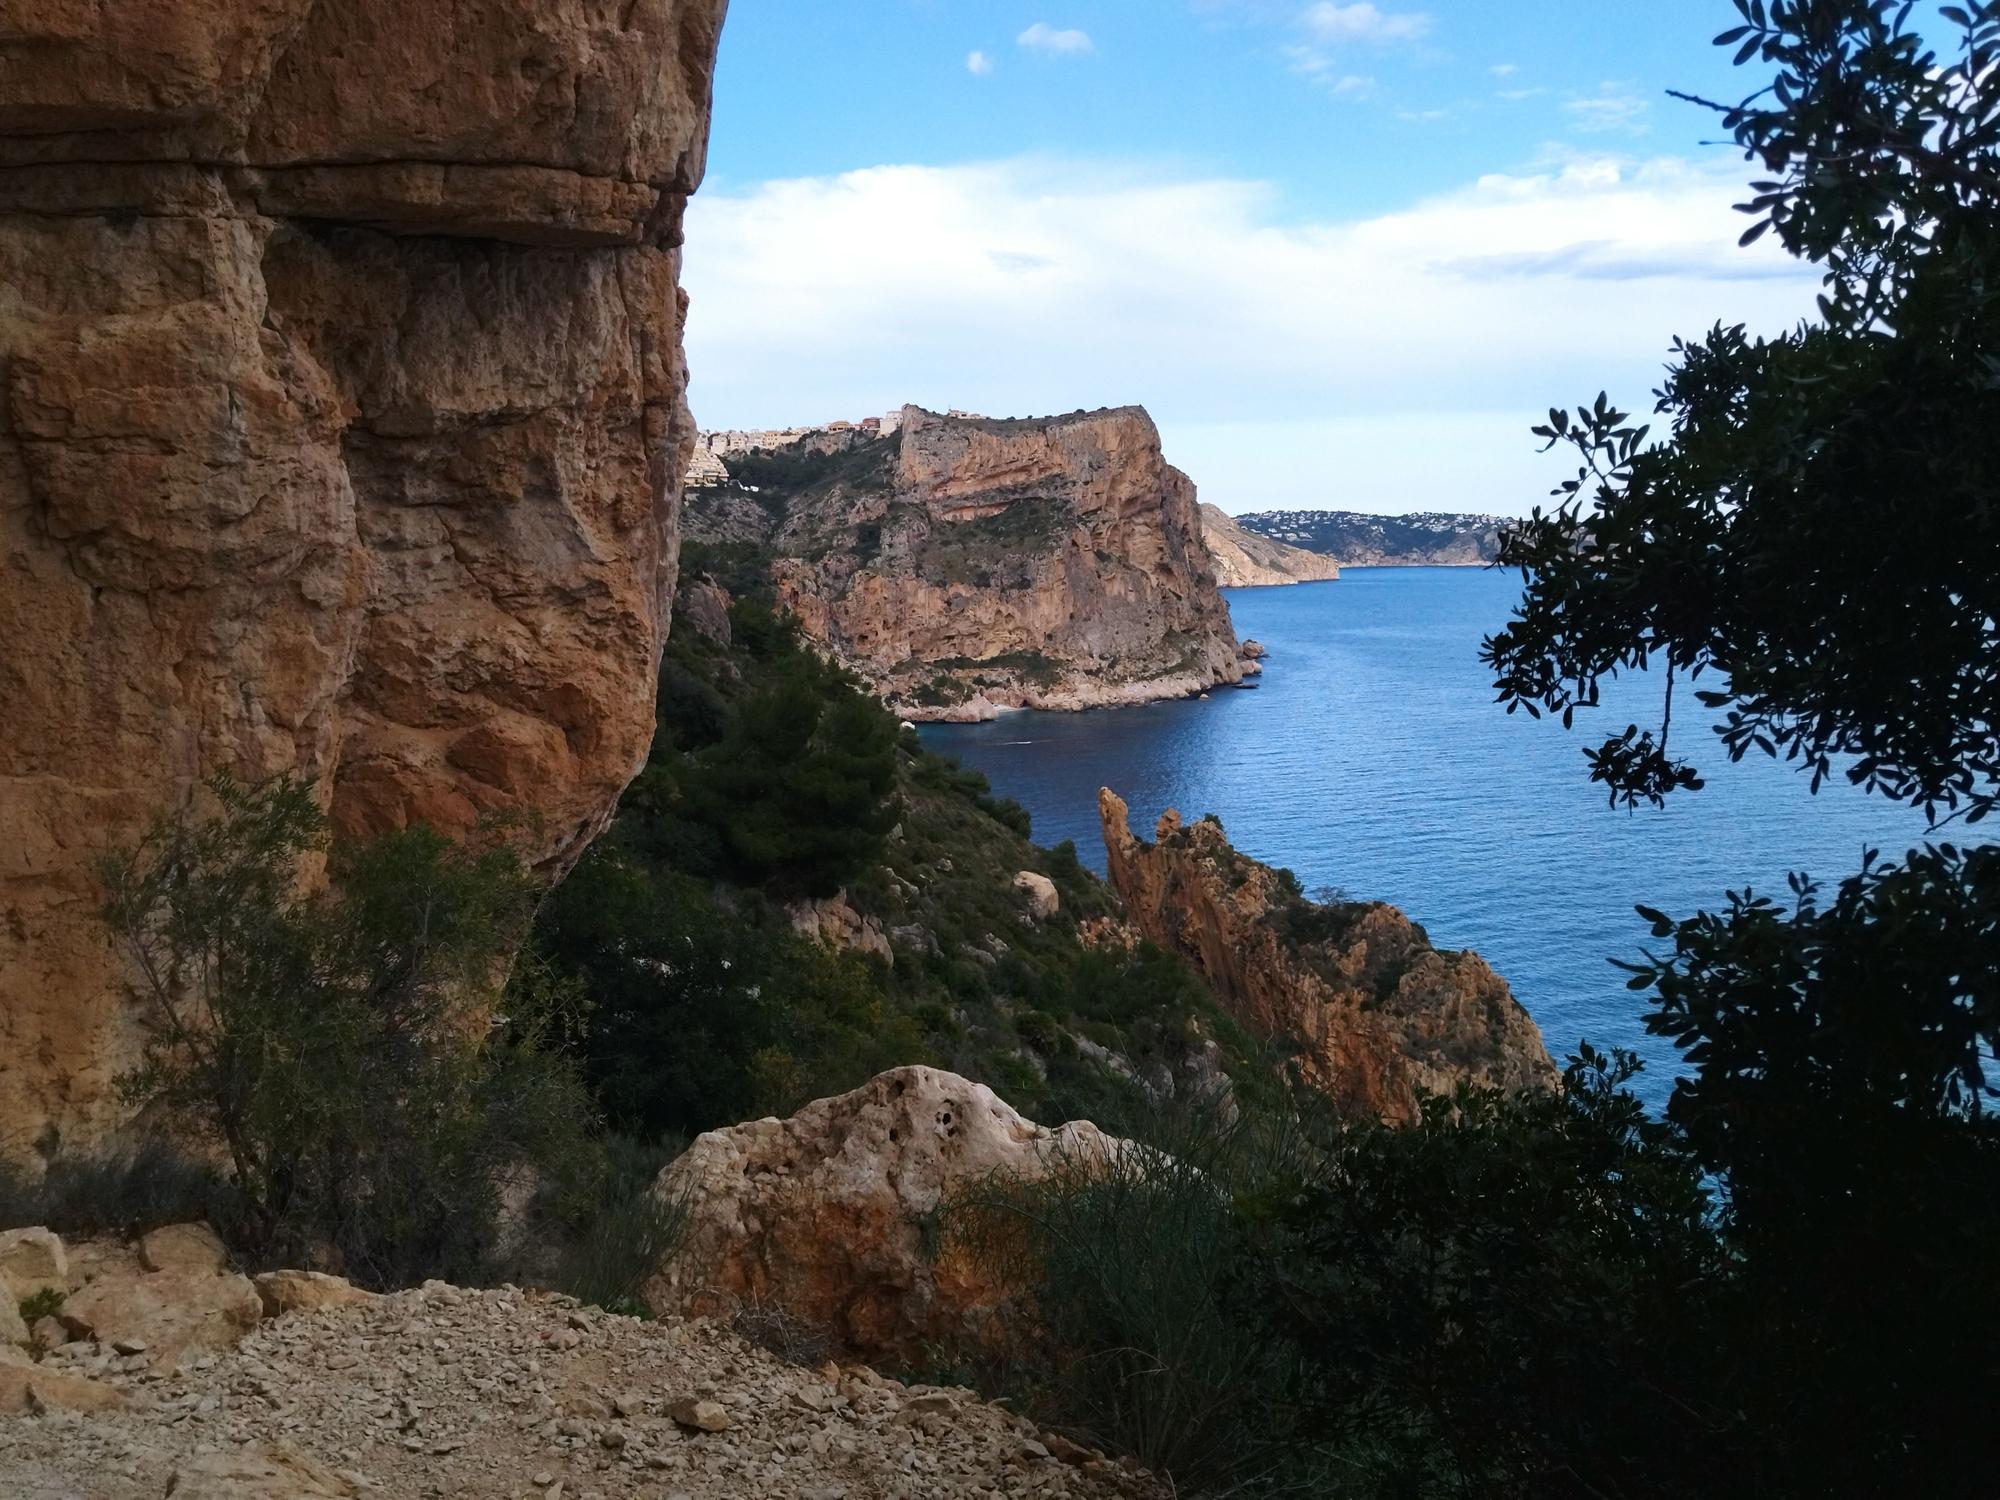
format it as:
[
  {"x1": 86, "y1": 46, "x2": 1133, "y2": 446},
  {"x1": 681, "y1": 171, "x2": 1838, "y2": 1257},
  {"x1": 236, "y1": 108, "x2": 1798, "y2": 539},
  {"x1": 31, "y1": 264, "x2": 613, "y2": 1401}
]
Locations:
[
  {"x1": 943, "y1": 1087, "x2": 1335, "y2": 1494},
  {"x1": 525, "y1": 1136, "x2": 692, "y2": 1314},
  {"x1": 0, "y1": 1140, "x2": 236, "y2": 1242},
  {"x1": 99, "y1": 774, "x2": 600, "y2": 1290},
  {"x1": 17, "y1": 1287, "x2": 65, "y2": 1323}
]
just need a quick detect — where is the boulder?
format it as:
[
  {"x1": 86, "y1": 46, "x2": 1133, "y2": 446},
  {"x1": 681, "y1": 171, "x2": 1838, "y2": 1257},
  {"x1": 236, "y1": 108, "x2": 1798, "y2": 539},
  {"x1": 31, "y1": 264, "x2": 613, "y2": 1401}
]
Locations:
[
  {"x1": 0, "y1": 1363, "x2": 128, "y2": 1415},
  {"x1": 646, "y1": 1066, "x2": 1129, "y2": 1362},
  {"x1": 1, "y1": 1285, "x2": 26, "y2": 1347},
  {"x1": 0, "y1": 1226, "x2": 66, "y2": 1300},
  {"x1": 66, "y1": 1236, "x2": 147, "y2": 1287},
  {"x1": 667, "y1": 1396, "x2": 732, "y2": 1432},
  {"x1": 1012, "y1": 871, "x2": 1060, "y2": 920},
  {"x1": 254, "y1": 1270, "x2": 377, "y2": 1318},
  {"x1": 59, "y1": 1270, "x2": 263, "y2": 1367},
  {"x1": 165, "y1": 1441, "x2": 358, "y2": 1498},
  {"x1": 140, "y1": 1222, "x2": 231, "y2": 1275}
]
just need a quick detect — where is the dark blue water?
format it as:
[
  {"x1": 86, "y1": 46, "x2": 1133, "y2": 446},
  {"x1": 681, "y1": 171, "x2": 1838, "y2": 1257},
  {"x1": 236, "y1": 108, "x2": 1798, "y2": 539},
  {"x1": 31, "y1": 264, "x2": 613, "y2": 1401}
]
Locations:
[{"x1": 922, "y1": 568, "x2": 1948, "y2": 1105}]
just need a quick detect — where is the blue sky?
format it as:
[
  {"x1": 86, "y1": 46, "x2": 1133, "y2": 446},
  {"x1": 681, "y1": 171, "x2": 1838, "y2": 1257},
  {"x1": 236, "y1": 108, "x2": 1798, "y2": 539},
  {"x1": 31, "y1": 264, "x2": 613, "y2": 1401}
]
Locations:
[{"x1": 682, "y1": 3, "x2": 1819, "y2": 514}]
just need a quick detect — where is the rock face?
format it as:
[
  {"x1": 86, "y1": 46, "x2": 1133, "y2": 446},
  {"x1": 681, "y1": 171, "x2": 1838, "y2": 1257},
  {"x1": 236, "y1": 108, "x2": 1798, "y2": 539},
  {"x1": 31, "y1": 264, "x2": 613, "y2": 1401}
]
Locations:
[
  {"x1": 0, "y1": 0, "x2": 729, "y2": 1158},
  {"x1": 1099, "y1": 789, "x2": 1555, "y2": 1122},
  {"x1": 646, "y1": 1065, "x2": 1129, "y2": 1361},
  {"x1": 683, "y1": 405, "x2": 1253, "y2": 719},
  {"x1": 1199, "y1": 504, "x2": 1342, "y2": 588}
]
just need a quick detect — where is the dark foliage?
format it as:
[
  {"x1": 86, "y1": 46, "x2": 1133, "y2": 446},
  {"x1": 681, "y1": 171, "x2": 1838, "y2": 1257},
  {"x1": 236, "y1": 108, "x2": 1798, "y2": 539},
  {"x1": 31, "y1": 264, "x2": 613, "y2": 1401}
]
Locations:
[
  {"x1": 1466, "y1": 3, "x2": 2000, "y2": 1492},
  {"x1": 1248, "y1": 1051, "x2": 1730, "y2": 1499}
]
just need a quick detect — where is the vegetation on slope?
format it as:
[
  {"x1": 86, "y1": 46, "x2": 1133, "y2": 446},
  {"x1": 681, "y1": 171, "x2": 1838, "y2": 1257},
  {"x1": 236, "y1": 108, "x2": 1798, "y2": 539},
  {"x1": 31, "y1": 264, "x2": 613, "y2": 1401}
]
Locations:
[{"x1": 530, "y1": 585, "x2": 1263, "y2": 1143}]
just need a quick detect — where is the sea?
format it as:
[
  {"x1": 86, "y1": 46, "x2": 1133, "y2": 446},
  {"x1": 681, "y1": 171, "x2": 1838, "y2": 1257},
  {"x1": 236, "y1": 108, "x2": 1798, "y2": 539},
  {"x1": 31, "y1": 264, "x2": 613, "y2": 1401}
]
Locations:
[{"x1": 920, "y1": 566, "x2": 1950, "y2": 1108}]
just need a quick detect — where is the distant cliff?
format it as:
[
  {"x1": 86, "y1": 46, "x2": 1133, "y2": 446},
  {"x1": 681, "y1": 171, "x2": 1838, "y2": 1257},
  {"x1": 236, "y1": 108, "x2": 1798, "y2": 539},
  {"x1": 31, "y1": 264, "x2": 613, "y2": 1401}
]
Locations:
[
  {"x1": 1099, "y1": 789, "x2": 1554, "y2": 1121},
  {"x1": 683, "y1": 406, "x2": 1254, "y2": 720},
  {"x1": 1199, "y1": 505, "x2": 1342, "y2": 588},
  {"x1": 1234, "y1": 510, "x2": 1507, "y2": 566}
]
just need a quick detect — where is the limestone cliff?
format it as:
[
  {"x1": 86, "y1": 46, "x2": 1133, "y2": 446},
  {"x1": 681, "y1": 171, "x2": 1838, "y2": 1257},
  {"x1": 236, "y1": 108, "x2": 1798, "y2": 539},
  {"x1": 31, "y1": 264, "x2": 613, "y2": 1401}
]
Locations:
[
  {"x1": 1098, "y1": 789, "x2": 1555, "y2": 1121},
  {"x1": 0, "y1": 1, "x2": 729, "y2": 1157},
  {"x1": 682, "y1": 406, "x2": 1253, "y2": 720},
  {"x1": 1199, "y1": 504, "x2": 1342, "y2": 588}
]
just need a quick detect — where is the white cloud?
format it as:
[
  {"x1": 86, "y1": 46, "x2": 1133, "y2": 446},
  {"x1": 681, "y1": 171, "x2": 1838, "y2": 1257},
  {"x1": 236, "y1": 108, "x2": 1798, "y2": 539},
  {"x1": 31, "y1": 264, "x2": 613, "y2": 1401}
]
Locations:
[
  {"x1": 1566, "y1": 81, "x2": 1652, "y2": 134},
  {"x1": 1017, "y1": 23, "x2": 1094, "y2": 55},
  {"x1": 1490, "y1": 62, "x2": 1519, "y2": 77},
  {"x1": 681, "y1": 153, "x2": 1814, "y2": 513},
  {"x1": 1300, "y1": 3, "x2": 1431, "y2": 44},
  {"x1": 967, "y1": 50, "x2": 994, "y2": 76},
  {"x1": 1287, "y1": 3, "x2": 1430, "y2": 89}
]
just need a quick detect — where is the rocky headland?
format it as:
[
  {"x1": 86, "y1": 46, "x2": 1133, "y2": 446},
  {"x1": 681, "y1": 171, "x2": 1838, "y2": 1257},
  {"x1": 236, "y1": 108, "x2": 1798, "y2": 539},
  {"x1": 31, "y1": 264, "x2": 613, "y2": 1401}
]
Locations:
[
  {"x1": 1233, "y1": 510, "x2": 1508, "y2": 566},
  {"x1": 0, "y1": 0, "x2": 727, "y2": 1156},
  {"x1": 1099, "y1": 790, "x2": 1555, "y2": 1121},
  {"x1": 681, "y1": 406, "x2": 1254, "y2": 720},
  {"x1": 1197, "y1": 505, "x2": 1342, "y2": 588}
]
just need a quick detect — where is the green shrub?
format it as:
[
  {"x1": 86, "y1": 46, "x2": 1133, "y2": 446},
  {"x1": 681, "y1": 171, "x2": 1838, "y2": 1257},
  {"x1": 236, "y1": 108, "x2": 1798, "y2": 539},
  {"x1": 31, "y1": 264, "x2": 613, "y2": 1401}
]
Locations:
[
  {"x1": 943, "y1": 1087, "x2": 1333, "y2": 1494},
  {"x1": 0, "y1": 1140, "x2": 236, "y2": 1242},
  {"x1": 98, "y1": 774, "x2": 598, "y2": 1290},
  {"x1": 525, "y1": 1135, "x2": 691, "y2": 1315},
  {"x1": 17, "y1": 1287, "x2": 65, "y2": 1323},
  {"x1": 1243, "y1": 1049, "x2": 1728, "y2": 1499}
]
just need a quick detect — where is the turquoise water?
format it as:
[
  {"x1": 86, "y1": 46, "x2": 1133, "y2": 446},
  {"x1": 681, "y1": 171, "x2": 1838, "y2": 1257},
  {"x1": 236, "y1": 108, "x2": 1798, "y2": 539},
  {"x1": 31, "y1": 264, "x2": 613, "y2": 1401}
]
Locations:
[{"x1": 921, "y1": 567, "x2": 1948, "y2": 1105}]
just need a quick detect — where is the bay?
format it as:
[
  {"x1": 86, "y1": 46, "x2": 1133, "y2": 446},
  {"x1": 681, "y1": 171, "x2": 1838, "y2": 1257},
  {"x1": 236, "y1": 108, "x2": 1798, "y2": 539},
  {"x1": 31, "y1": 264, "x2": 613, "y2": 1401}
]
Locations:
[{"x1": 920, "y1": 566, "x2": 1948, "y2": 1106}]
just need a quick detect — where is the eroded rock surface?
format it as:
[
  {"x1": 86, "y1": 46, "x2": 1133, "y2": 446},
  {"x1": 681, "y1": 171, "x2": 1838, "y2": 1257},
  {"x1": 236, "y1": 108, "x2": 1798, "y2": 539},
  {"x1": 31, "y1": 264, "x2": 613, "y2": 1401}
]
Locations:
[
  {"x1": 1100, "y1": 789, "x2": 1556, "y2": 1122},
  {"x1": 0, "y1": 0, "x2": 729, "y2": 1157},
  {"x1": 647, "y1": 1066, "x2": 1130, "y2": 1362},
  {"x1": 684, "y1": 405, "x2": 1253, "y2": 718}
]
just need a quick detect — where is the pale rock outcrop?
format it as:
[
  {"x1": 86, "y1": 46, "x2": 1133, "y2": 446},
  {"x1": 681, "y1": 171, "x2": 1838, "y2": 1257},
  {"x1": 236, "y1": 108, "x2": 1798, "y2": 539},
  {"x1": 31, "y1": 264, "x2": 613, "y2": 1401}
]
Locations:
[
  {"x1": 59, "y1": 1269, "x2": 265, "y2": 1369},
  {"x1": 1100, "y1": 789, "x2": 1555, "y2": 1122},
  {"x1": 785, "y1": 889, "x2": 894, "y2": 965},
  {"x1": 685, "y1": 405, "x2": 1253, "y2": 719},
  {"x1": 139, "y1": 1223, "x2": 230, "y2": 1276},
  {"x1": 1, "y1": 1288, "x2": 25, "y2": 1349},
  {"x1": 0, "y1": 1362, "x2": 129, "y2": 1416},
  {"x1": 676, "y1": 572, "x2": 734, "y2": 646},
  {"x1": 0, "y1": 1227, "x2": 66, "y2": 1301},
  {"x1": 1013, "y1": 870, "x2": 1061, "y2": 920},
  {"x1": 0, "y1": 0, "x2": 730, "y2": 1158},
  {"x1": 646, "y1": 1065, "x2": 1130, "y2": 1361},
  {"x1": 1199, "y1": 504, "x2": 1343, "y2": 588},
  {"x1": 165, "y1": 1442, "x2": 358, "y2": 1499},
  {"x1": 251, "y1": 1270, "x2": 375, "y2": 1319}
]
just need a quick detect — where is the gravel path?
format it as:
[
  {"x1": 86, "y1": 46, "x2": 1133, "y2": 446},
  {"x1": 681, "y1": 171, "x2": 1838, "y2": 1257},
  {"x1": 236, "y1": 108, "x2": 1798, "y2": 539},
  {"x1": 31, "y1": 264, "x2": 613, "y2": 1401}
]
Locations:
[{"x1": 0, "y1": 1282, "x2": 1163, "y2": 1499}]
